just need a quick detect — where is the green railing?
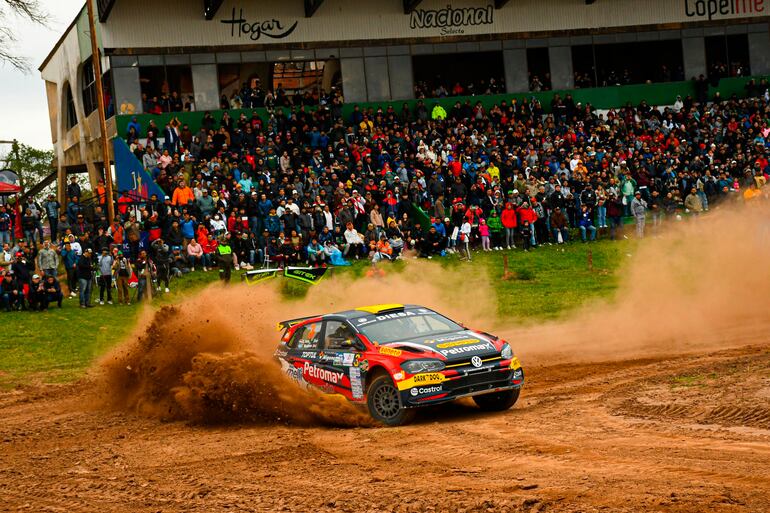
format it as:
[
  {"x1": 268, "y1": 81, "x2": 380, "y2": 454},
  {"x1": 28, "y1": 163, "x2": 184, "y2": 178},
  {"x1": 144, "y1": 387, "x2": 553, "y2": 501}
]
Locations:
[{"x1": 116, "y1": 76, "x2": 766, "y2": 139}]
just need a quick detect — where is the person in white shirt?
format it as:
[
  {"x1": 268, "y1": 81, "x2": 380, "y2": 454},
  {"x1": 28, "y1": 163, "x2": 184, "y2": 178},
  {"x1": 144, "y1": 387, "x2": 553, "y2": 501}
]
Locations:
[
  {"x1": 343, "y1": 222, "x2": 365, "y2": 259},
  {"x1": 459, "y1": 221, "x2": 472, "y2": 261},
  {"x1": 323, "y1": 205, "x2": 334, "y2": 231}
]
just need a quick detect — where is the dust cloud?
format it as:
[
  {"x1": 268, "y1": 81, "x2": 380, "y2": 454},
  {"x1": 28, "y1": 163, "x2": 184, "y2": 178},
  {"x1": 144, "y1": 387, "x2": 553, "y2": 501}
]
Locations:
[
  {"x1": 93, "y1": 203, "x2": 770, "y2": 424},
  {"x1": 501, "y1": 203, "x2": 770, "y2": 364}
]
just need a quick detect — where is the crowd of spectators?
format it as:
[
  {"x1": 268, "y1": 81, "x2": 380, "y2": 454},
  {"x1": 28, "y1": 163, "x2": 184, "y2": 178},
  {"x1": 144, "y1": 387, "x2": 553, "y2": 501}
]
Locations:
[{"x1": 2, "y1": 81, "x2": 770, "y2": 312}]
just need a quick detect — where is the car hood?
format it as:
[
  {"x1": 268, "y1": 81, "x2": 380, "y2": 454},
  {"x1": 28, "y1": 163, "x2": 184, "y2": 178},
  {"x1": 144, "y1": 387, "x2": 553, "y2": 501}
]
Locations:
[{"x1": 384, "y1": 330, "x2": 499, "y2": 360}]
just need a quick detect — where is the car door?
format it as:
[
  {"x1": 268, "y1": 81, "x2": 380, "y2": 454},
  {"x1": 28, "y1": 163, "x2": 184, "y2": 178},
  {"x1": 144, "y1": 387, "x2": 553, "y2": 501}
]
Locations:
[
  {"x1": 320, "y1": 320, "x2": 365, "y2": 400},
  {"x1": 281, "y1": 321, "x2": 324, "y2": 388}
]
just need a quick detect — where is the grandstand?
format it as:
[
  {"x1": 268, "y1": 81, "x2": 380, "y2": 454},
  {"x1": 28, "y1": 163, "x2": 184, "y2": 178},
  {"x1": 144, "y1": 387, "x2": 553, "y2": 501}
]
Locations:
[{"x1": 39, "y1": 0, "x2": 770, "y2": 197}]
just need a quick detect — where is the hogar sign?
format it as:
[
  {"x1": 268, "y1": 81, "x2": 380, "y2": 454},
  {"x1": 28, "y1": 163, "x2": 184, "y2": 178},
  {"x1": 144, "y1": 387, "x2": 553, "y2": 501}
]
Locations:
[
  {"x1": 221, "y1": 8, "x2": 298, "y2": 41},
  {"x1": 409, "y1": 4, "x2": 494, "y2": 35}
]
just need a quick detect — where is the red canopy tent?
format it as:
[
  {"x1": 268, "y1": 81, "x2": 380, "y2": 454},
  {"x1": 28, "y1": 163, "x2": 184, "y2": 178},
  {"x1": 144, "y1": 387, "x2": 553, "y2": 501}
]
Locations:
[{"x1": 0, "y1": 182, "x2": 20, "y2": 194}]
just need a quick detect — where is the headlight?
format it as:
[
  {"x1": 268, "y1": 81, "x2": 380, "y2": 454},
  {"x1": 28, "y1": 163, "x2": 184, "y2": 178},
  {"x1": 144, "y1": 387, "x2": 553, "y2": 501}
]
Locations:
[
  {"x1": 500, "y1": 343, "x2": 513, "y2": 360},
  {"x1": 401, "y1": 359, "x2": 445, "y2": 374}
]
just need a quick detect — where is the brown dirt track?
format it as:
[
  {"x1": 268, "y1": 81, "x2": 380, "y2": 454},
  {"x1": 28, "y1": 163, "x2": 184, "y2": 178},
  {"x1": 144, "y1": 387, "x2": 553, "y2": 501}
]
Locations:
[{"x1": 2, "y1": 338, "x2": 770, "y2": 513}]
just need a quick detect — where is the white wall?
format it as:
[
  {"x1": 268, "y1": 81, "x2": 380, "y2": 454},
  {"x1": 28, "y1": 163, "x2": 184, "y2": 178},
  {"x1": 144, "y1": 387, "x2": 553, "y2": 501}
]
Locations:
[{"x1": 100, "y1": 0, "x2": 770, "y2": 50}]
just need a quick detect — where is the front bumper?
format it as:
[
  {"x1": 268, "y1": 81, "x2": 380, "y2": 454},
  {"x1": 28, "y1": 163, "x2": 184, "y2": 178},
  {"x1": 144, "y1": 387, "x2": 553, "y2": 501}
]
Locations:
[{"x1": 398, "y1": 358, "x2": 524, "y2": 407}]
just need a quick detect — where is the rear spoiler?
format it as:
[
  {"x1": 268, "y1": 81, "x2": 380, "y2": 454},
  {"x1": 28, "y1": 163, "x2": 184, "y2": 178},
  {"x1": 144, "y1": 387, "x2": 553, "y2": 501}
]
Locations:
[{"x1": 277, "y1": 315, "x2": 317, "y2": 331}]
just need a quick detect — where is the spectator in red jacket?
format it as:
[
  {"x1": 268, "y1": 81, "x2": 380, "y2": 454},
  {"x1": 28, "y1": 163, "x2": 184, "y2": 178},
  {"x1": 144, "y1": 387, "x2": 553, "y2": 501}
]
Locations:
[{"x1": 500, "y1": 202, "x2": 518, "y2": 249}]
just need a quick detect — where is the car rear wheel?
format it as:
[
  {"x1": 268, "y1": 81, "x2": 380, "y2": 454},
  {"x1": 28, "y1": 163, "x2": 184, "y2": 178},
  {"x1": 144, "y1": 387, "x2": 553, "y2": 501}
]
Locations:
[
  {"x1": 473, "y1": 388, "x2": 520, "y2": 412},
  {"x1": 367, "y1": 375, "x2": 415, "y2": 426}
]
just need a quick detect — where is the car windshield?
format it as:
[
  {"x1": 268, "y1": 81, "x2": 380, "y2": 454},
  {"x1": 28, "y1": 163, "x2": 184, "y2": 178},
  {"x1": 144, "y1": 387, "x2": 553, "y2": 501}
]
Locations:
[{"x1": 357, "y1": 312, "x2": 462, "y2": 344}]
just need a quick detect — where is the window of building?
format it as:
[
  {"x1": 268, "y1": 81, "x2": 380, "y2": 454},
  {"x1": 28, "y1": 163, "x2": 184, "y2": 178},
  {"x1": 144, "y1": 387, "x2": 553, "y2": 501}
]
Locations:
[
  {"x1": 272, "y1": 60, "x2": 331, "y2": 106},
  {"x1": 573, "y1": 40, "x2": 684, "y2": 87},
  {"x1": 413, "y1": 51, "x2": 505, "y2": 98},
  {"x1": 82, "y1": 60, "x2": 98, "y2": 116},
  {"x1": 526, "y1": 47, "x2": 551, "y2": 92},
  {"x1": 217, "y1": 58, "x2": 340, "y2": 109},
  {"x1": 139, "y1": 62, "x2": 193, "y2": 113},
  {"x1": 571, "y1": 45, "x2": 596, "y2": 89},
  {"x1": 65, "y1": 83, "x2": 77, "y2": 130},
  {"x1": 705, "y1": 34, "x2": 750, "y2": 79}
]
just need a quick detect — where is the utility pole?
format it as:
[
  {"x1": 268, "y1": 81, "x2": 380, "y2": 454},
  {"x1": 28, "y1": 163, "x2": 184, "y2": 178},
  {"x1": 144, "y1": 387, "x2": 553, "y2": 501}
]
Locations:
[{"x1": 85, "y1": 0, "x2": 115, "y2": 224}]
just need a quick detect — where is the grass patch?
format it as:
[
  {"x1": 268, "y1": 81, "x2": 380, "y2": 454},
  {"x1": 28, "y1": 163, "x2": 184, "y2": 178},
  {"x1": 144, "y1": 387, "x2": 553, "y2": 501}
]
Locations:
[
  {"x1": 670, "y1": 372, "x2": 718, "y2": 388},
  {"x1": 479, "y1": 240, "x2": 629, "y2": 321},
  {"x1": 0, "y1": 270, "x2": 221, "y2": 388}
]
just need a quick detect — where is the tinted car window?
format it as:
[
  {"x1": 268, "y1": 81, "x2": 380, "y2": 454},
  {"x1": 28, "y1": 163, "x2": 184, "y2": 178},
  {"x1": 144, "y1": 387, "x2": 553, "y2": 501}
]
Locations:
[
  {"x1": 323, "y1": 320, "x2": 357, "y2": 350},
  {"x1": 289, "y1": 322, "x2": 323, "y2": 349}
]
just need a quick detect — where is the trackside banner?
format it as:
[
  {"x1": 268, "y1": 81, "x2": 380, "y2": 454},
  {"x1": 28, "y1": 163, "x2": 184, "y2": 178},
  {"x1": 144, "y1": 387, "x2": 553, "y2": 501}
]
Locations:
[{"x1": 242, "y1": 267, "x2": 329, "y2": 285}]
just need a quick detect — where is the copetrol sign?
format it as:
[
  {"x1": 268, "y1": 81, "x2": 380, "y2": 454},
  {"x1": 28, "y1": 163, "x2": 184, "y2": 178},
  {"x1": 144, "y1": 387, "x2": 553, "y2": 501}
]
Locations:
[
  {"x1": 684, "y1": 0, "x2": 765, "y2": 20},
  {"x1": 409, "y1": 4, "x2": 494, "y2": 36},
  {"x1": 221, "y1": 7, "x2": 298, "y2": 41}
]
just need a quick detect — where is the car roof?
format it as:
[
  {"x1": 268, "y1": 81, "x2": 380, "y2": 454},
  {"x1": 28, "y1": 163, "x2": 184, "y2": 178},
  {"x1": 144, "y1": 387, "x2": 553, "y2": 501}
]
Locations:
[
  {"x1": 332, "y1": 304, "x2": 426, "y2": 320},
  {"x1": 278, "y1": 304, "x2": 431, "y2": 331}
]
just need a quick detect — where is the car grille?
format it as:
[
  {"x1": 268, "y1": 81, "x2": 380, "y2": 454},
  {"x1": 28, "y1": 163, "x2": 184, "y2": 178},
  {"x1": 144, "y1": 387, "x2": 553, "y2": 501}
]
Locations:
[
  {"x1": 450, "y1": 368, "x2": 513, "y2": 395},
  {"x1": 444, "y1": 354, "x2": 502, "y2": 371}
]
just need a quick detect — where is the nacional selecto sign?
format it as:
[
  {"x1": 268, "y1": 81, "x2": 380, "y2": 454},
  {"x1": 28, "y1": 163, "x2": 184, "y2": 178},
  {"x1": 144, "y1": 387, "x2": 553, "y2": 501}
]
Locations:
[
  {"x1": 684, "y1": 0, "x2": 765, "y2": 20},
  {"x1": 409, "y1": 4, "x2": 495, "y2": 35}
]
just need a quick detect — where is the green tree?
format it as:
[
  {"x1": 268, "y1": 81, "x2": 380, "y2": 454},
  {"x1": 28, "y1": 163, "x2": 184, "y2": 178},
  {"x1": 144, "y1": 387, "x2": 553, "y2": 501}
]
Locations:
[{"x1": 2, "y1": 140, "x2": 55, "y2": 198}]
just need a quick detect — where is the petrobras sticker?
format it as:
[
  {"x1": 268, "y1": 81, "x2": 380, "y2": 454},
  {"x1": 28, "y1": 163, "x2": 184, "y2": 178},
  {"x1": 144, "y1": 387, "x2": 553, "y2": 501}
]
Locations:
[
  {"x1": 409, "y1": 385, "x2": 443, "y2": 397},
  {"x1": 350, "y1": 366, "x2": 363, "y2": 399},
  {"x1": 303, "y1": 362, "x2": 345, "y2": 384}
]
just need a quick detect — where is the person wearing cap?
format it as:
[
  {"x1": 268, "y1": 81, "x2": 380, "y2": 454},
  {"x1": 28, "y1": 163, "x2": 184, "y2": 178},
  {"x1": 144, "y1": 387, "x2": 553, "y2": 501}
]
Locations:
[
  {"x1": 11, "y1": 250, "x2": 32, "y2": 286},
  {"x1": 630, "y1": 191, "x2": 648, "y2": 238},
  {"x1": 551, "y1": 206, "x2": 569, "y2": 243},
  {"x1": 1, "y1": 269, "x2": 24, "y2": 311},
  {"x1": 76, "y1": 248, "x2": 95, "y2": 308},
  {"x1": 28, "y1": 274, "x2": 47, "y2": 311}
]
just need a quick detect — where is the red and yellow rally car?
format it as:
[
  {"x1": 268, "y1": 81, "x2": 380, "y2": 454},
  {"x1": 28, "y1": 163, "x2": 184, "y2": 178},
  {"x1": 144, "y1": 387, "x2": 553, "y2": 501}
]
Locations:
[{"x1": 275, "y1": 304, "x2": 524, "y2": 425}]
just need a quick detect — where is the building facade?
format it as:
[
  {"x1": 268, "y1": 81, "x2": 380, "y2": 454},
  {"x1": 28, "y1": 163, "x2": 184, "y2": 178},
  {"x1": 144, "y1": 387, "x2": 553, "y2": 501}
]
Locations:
[{"x1": 40, "y1": 0, "x2": 770, "y2": 195}]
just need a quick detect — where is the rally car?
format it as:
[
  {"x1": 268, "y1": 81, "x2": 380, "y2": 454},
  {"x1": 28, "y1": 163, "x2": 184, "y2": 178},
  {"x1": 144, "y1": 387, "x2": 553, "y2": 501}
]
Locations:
[{"x1": 275, "y1": 304, "x2": 524, "y2": 425}]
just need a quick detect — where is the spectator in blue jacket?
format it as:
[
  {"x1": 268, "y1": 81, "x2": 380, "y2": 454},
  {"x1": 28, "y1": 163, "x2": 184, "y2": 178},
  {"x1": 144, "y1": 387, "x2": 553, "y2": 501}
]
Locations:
[{"x1": 578, "y1": 204, "x2": 597, "y2": 242}]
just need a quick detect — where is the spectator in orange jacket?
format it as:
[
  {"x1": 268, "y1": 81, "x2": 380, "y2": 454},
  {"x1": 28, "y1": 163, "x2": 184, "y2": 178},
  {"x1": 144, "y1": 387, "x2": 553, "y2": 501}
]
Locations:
[{"x1": 172, "y1": 180, "x2": 194, "y2": 206}]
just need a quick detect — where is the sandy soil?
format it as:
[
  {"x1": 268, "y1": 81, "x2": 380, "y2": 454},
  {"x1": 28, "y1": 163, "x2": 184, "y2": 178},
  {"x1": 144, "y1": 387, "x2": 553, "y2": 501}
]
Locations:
[{"x1": 2, "y1": 341, "x2": 769, "y2": 513}]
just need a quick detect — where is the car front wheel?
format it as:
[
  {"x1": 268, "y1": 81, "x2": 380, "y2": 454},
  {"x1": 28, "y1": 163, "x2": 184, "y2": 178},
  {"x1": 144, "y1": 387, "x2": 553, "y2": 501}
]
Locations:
[
  {"x1": 472, "y1": 388, "x2": 520, "y2": 411},
  {"x1": 367, "y1": 375, "x2": 416, "y2": 426}
]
